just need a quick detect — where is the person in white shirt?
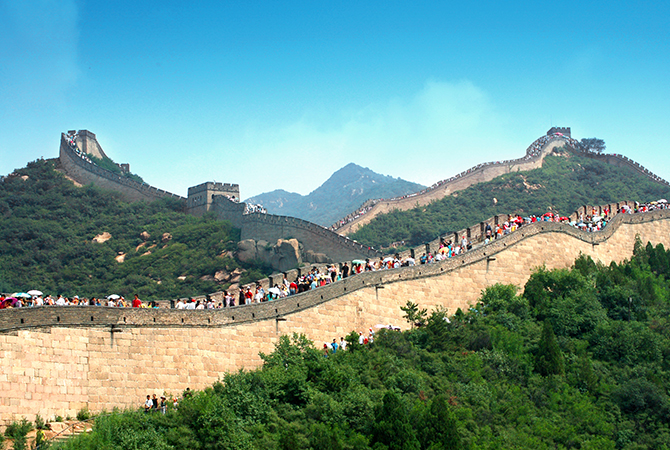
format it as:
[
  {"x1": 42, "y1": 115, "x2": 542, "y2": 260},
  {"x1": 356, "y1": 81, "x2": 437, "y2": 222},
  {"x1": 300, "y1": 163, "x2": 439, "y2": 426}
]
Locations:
[{"x1": 175, "y1": 299, "x2": 186, "y2": 310}]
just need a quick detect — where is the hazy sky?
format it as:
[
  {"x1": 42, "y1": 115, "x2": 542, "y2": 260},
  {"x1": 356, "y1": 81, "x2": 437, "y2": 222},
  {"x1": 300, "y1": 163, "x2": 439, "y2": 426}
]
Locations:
[{"x1": 1, "y1": 1, "x2": 669, "y2": 199}]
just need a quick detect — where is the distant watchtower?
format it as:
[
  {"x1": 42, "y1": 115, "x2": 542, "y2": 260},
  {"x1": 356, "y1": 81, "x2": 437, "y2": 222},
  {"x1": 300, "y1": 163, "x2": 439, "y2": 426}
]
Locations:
[
  {"x1": 187, "y1": 182, "x2": 240, "y2": 216},
  {"x1": 547, "y1": 127, "x2": 571, "y2": 138}
]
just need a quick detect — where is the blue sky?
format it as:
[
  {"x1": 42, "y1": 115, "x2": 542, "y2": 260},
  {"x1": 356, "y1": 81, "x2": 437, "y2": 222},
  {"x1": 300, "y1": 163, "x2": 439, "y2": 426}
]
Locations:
[{"x1": 1, "y1": 0, "x2": 669, "y2": 199}]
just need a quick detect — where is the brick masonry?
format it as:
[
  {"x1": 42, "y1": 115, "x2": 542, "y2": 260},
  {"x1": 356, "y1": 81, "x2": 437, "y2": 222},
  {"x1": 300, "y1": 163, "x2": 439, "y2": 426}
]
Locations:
[{"x1": 2, "y1": 210, "x2": 670, "y2": 425}]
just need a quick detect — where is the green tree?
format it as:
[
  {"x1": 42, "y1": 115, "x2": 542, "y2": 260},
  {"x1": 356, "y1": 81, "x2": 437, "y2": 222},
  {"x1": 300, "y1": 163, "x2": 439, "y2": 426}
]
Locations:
[
  {"x1": 400, "y1": 301, "x2": 428, "y2": 328},
  {"x1": 419, "y1": 395, "x2": 461, "y2": 450},
  {"x1": 371, "y1": 391, "x2": 420, "y2": 450},
  {"x1": 580, "y1": 138, "x2": 606, "y2": 153},
  {"x1": 535, "y1": 320, "x2": 565, "y2": 377}
]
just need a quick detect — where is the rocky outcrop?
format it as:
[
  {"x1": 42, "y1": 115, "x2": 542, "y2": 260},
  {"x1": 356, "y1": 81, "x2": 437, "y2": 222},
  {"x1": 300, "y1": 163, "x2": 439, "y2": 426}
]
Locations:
[
  {"x1": 237, "y1": 238, "x2": 302, "y2": 272},
  {"x1": 92, "y1": 232, "x2": 111, "y2": 243}
]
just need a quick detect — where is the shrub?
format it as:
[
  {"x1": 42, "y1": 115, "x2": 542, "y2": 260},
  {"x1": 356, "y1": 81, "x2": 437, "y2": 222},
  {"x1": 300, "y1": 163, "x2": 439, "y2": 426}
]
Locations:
[
  {"x1": 4, "y1": 418, "x2": 33, "y2": 450},
  {"x1": 76, "y1": 408, "x2": 92, "y2": 421},
  {"x1": 35, "y1": 413, "x2": 48, "y2": 430}
]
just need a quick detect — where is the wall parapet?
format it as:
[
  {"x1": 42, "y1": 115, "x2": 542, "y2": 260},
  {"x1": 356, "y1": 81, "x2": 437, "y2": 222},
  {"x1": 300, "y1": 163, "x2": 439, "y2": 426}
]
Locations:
[
  {"x1": 241, "y1": 212, "x2": 382, "y2": 258},
  {"x1": 333, "y1": 135, "x2": 576, "y2": 234},
  {"x1": 577, "y1": 150, "x2": 670, "y2": 187},
  {"x1": 3, "y1": 208, "x2": 668, "y2": 334},
  {"x1": 59, "y1": 133, "x2": 186, "y2": 203}
]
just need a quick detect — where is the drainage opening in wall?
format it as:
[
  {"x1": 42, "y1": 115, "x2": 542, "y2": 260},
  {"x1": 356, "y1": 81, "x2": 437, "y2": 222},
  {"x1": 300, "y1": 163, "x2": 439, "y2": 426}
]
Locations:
[
  {"x1": 91, "y1": 316, "x2": 94, "y2": 321},
  {"x1": 124, "y1": 317, "x2": 126, "y2": 323},
  {"x1": 20, "y1": 318, "x2": 24, "y2": 324},
  {"x1": 57, "y1": 316, "x2": 60, "y2": 322}
]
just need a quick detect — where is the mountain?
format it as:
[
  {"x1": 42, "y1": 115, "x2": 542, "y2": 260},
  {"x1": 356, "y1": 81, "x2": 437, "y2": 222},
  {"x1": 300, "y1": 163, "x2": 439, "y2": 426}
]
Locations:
[
  {"x1": 245, "y1": 163, "x2": 426, "y2": 226},
  {"x1": 349, "y1": 148, "x2": 670, "y2": 250},
  {"x1": 0, "y1": 160, "x2": 272, "y2": 299}
]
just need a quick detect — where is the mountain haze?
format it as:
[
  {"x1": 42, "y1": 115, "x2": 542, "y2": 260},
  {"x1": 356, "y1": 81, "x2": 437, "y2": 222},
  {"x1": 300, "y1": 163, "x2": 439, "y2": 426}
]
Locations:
[{"x1": 245, "y1": 163, "x2": 426, "y2": 226}]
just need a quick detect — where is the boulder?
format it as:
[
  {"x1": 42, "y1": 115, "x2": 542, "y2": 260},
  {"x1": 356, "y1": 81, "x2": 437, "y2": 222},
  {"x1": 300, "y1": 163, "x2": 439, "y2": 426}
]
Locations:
[
  {"x1": 270, "y1": 239, "x2": 302, "y2": 272},
  {"x1": 236, "y1": 239, "x2": 258, "y2": 263},
  {"x1": 214, "y1": 270, "x2": 228, "y2": 282},
  {"x1": 304, "y1": 250, "x2": 332, "y2": 264},
  {"x1": 161, "y1": 232, "x2": 172, "y2": 243},
  {"x1": 140, "y1": 231, "x2": 151, "y2": 241},
  {"x1": 92, "y1": 232, "x2": 112, "y2": 244},
  {"x1": 236, "y1": 238, "x2": 302, "y2": 272}
]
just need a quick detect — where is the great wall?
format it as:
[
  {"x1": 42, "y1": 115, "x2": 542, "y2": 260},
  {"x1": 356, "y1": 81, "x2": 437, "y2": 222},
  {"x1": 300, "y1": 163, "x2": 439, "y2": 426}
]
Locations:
[
  {"x1": 2, "y1": 129, "x2": 670, "y2": 425},
  {"x1": 333, "y1": 127, "x2": 670, "y2": 234}
]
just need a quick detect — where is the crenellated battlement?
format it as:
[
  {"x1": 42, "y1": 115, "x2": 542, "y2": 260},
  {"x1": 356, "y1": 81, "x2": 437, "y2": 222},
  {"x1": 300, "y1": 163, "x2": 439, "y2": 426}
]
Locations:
[{"x1": 547, "y1": 126, "x2": 571, "y2": 137}]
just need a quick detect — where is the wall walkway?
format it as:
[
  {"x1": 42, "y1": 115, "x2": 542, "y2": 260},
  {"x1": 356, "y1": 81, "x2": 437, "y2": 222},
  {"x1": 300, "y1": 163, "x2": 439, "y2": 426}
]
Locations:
[{"x1": 2, "y1": 209, "x2": 670, "y2": 425}]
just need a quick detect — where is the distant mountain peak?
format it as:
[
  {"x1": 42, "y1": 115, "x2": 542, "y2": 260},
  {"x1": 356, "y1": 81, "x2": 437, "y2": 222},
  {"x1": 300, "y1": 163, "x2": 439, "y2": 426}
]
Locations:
[{"x1": 245, "y1": 163, "x2": 426, "y2": 226}]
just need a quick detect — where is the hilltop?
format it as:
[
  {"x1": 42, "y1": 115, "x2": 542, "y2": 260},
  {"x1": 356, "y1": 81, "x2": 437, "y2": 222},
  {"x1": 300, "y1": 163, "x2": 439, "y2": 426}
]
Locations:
[
  {"x1": 350, "y1": 148, "x2": 670, "y2": 249},
  {"x1": 245, "y1": 163, "x2": 425, "y2": 226},
  {"x1": 0, "y1": 160, "x2": 271, "y2": 300}
]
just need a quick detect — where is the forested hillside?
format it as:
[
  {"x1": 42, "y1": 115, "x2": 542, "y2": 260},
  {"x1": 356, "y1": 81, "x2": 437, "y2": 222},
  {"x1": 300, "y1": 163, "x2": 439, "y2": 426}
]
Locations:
[
  {"x1": 350, "y1": 149, "x2": 670, "y2": 250},
  {"x1": 44, "y1": 242, "x2": 670, "y2": 449},
  {"x1": 0, "y1": 160, "x2": 271, "y2": 300}
]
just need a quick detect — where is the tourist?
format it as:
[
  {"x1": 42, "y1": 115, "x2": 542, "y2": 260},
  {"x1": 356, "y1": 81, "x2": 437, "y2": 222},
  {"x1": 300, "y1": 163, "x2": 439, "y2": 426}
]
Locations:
[{"x1": 144, "y1": 395, "x2": 152, "y2": 413}]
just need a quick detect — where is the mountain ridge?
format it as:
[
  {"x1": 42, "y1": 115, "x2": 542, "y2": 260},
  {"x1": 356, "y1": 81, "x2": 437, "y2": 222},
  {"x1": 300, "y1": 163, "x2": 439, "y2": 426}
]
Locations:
[{"x1": 244, "y1": 162, "x2": 425, "y2": 226}]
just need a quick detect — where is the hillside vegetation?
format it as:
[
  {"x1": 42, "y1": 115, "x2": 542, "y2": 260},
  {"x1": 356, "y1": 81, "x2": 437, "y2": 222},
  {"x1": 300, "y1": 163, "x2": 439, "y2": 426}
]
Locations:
[
  {"x1": 350, "y1": 149, "x2": 670, "y2": 249},
  {"x1": 0, "y1": 160, "x2": 271, "y2": 300},
  {"x1": 246, "y1": 163, "x2": 425, "y2": 226},
  {"x1": 46, "y1": 242, "x2": 670, "y2": 449}
]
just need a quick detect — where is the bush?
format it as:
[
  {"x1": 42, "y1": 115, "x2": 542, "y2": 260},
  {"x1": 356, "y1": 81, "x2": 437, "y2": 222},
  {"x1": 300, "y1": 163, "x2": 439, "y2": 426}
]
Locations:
[
  {"x1": 76, "y1": 408, "x2": 91, "y2": 421},
  {"x1": 35, "y1": 413, "x2": 48, "y2": 430},
  {"x1": 4, "y1": 418, "x2": 33, "y2": 450}
]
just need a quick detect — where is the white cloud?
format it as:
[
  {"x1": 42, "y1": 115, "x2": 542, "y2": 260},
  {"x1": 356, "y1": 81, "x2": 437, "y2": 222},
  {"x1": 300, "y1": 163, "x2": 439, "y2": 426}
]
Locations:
[{"x1": 212, "y1": 80, "x2": 517, "y2": 198}]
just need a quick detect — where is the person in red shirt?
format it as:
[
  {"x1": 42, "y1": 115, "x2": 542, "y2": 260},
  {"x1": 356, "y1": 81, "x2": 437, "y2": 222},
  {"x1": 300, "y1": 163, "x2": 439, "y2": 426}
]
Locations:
[{"x1": 132, "y1": 294, "x2": 142, "y2": 308}]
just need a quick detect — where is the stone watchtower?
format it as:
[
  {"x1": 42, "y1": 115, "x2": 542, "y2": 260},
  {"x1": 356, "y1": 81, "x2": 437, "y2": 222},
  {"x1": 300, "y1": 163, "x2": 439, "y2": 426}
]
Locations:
[
  {"x1": 69, "y1": 129, "x2": 109, "y2": 160},
  {"x1": 547, "y1": 127, "x2": 571, "y2": 138},
  {"x1": 187, "y1": 182, "x2": 240, "y2": 216}
]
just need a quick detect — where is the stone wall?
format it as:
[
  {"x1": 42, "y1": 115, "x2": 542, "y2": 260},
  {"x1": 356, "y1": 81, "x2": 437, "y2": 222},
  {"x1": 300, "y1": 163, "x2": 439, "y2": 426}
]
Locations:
[
  {"x1": 580, "y1": 151, "x2": 670, "y2": 187},
  {"x1": 239, "y1": 212, "x2": 381, "y2": 262},
  {"x1": 58, "y1": 133, "x2": 186, "y2": 204},
  {"x1": 2, "y1": 210, "x2": 670, "y2": 425},
  {"x1": 336, "y1": 137, "x2": 569, "y2": 235}
]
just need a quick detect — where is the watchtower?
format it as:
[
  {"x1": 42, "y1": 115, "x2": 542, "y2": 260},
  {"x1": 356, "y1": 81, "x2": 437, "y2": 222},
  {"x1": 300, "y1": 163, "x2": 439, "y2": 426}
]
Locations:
[
  {"x1": 187, "y1": 182, "x2": 240, "y2": 216},
  {"x1": 547, "y1": 127, "x2": 571, "y2": 138}
]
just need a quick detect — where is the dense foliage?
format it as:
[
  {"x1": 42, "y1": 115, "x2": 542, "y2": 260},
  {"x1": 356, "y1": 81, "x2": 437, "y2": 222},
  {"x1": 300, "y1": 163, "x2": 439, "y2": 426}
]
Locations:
[
  {"x1": 50, "y1": 241, "x2": 670, "y2": 449},
  {"x1": 350, "y1": 150, "x2": 670, "y2": 249},
  {"x1": 88, "y1": 154, "x2": 145, "y2": 184},
  {"x1": 0, "y1": 160, "x2": 271, "y2": 300}
]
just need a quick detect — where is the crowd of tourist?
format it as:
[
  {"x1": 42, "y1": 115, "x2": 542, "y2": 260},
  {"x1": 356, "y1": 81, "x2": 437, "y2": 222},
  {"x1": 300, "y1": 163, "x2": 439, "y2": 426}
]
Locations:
[
  {"x1": 63, "y1": 131, "x2": 93, "y2": 164},
  {"x1": 330, "y1": 133, "x2": 579, "y2": 231},
  {"x1": 3, "y1": 200, "x2": 667, "y2": 311},
  {"x1": 244, "y1": 203, "x2": 267, "y2": 214}
]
